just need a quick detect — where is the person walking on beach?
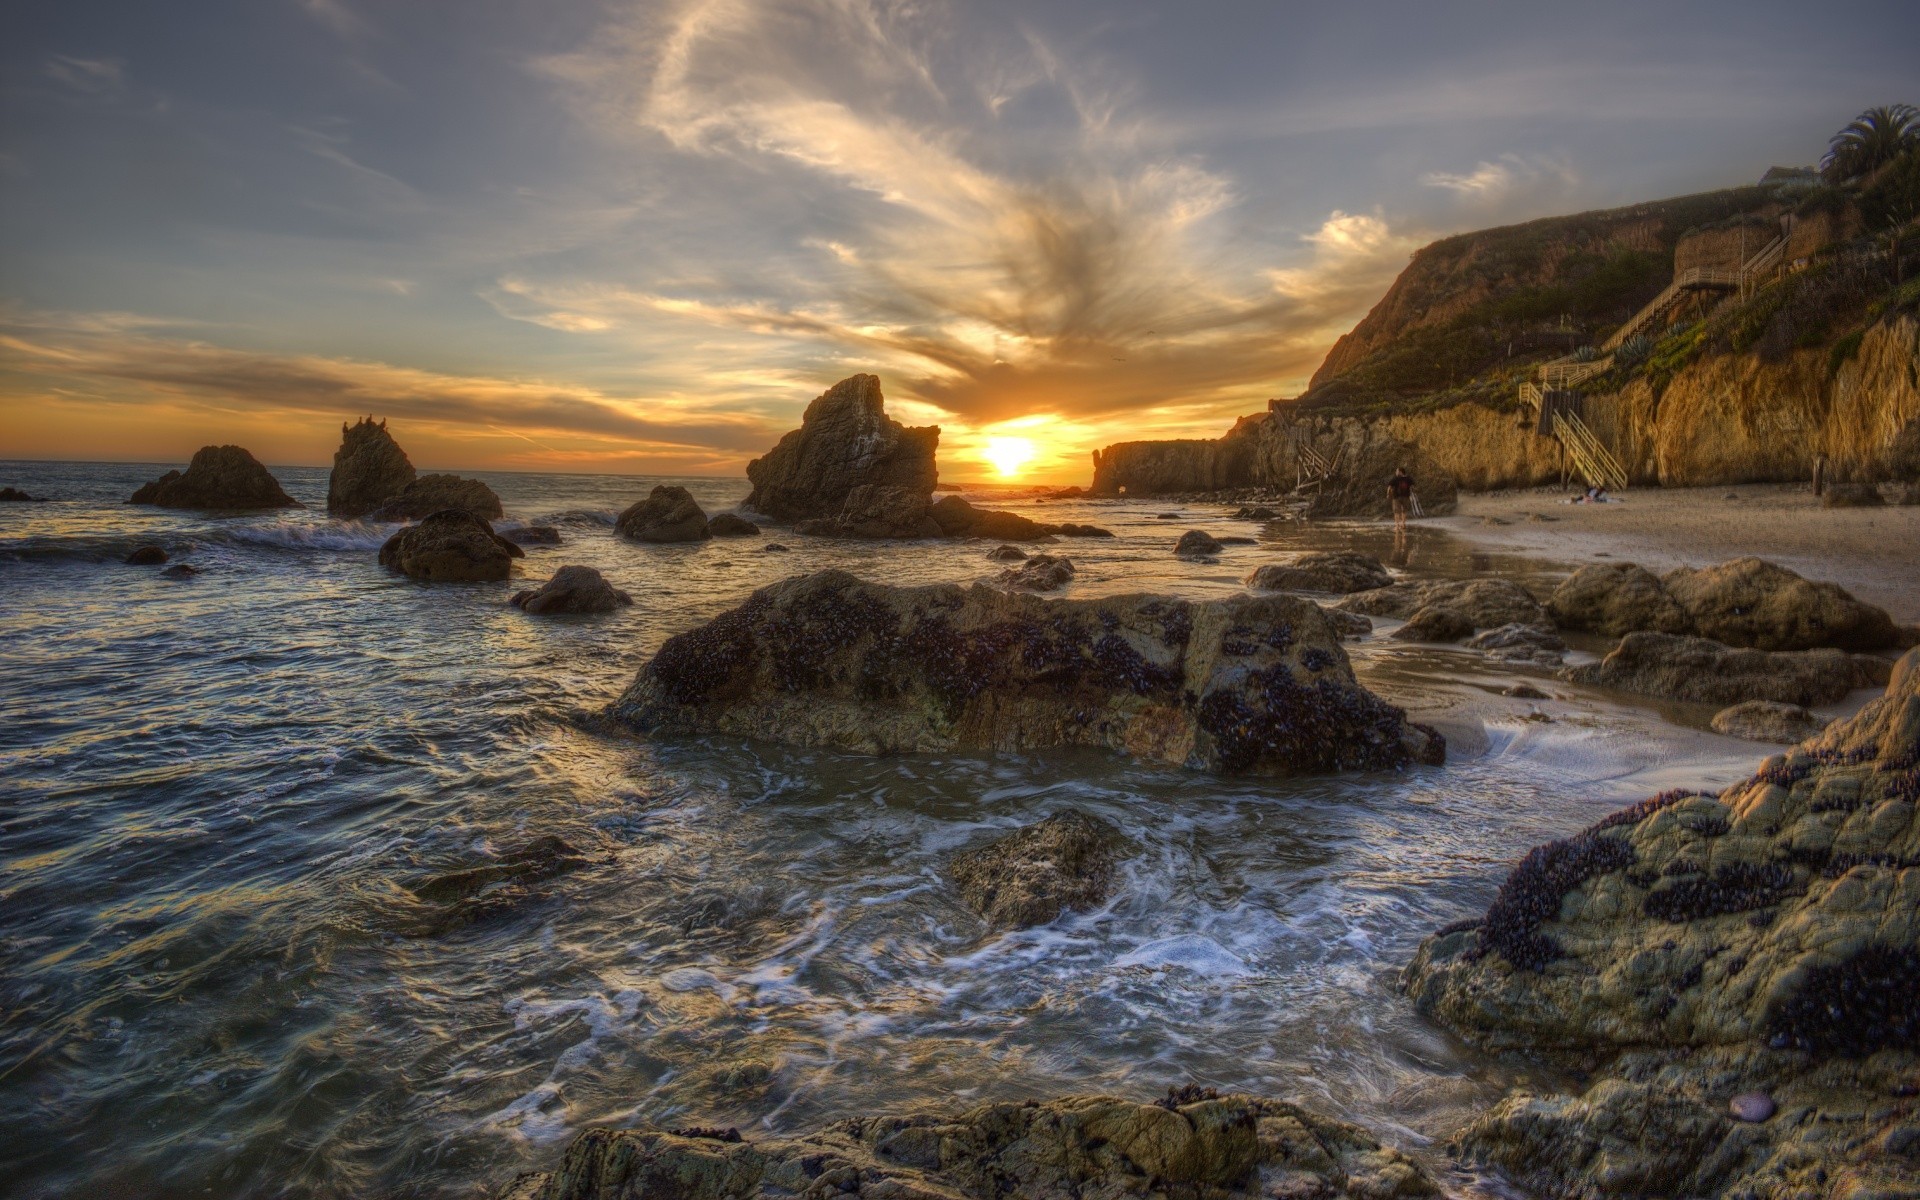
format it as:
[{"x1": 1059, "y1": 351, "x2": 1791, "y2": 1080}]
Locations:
[{"x1": 1388, "y1": 467, "x2": 1414, "y2": 533}]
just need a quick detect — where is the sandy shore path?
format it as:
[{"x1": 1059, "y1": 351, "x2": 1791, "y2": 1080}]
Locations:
[{"x1": 1429, "y1": 482, "x2": 1920, "y2": 624}]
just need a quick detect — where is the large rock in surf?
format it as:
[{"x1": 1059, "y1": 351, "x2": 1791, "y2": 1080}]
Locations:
[
  {"x1": 617, "y1": 485, "x2": 711, "y2": 542},
  {"x1": 1336, "y1": 578, "x2": 1548, "y2": 631},
  {"x1": 997, "y1": 554, "x2": 1076, "y2": 592},
  {"x1": 1662, "y1": 556, "x2": 1905, "y2": 652},
  {"x1": 366, "y1": 473, "x2": 504, "y2": 521},
  {"x1": 326, "y1": 417, "x2": 416, "y2": 517},
  {"x1": 929, "y1": 495, "x2": 1046, "y2": 541},
  {"x1": 1546, "y1": 562, "x2": 1694, "y2": 637},
  {"x1": 949, "y1": 810, "x2": 1123, "y2": 930},
  {"x1": 1562, "y1": 631, "x2": 1884, "y2": 707},
  {"x1": 499, "y1": 1091, "x2": 1442, "y2": 1200},
  {"x1": 1174, "y1": 530, "x2": 1223, "y2": 557},
  {"x1": 609, "y1": 570, "x2": 1442, "y2": 774},
  {"x1": 706, "y1": 512, "x2": 761, "y2": 537},
  {"x1": 378, "y1": 509, "x2": 524, "y2": 581},
  {"x1": 744, "y1": 374, "x2": 939, "y2": 521},
  {"x1": 510, "y1": 565, "x2": 632, "y2": 615},
  {"x1": 127, "y1": 445, "x2": 299, "y2": 510},
  {"x1": 1246, "y1": 552, "x2": 1391, "y2": 594},
  {"x1": 1401, "y1": 648, "x2": 1920, "y2": 1200},
  {"x1": 795, "y1": 483, "x2": 942, "y2": 539}
]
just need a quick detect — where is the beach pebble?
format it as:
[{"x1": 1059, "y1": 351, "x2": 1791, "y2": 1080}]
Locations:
[{"x1": 1729, "y1": 1092, "x2": 1775, "y2": 1123}]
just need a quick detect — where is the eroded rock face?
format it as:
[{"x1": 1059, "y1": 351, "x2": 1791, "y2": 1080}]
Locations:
[
  {"x1": 706, "y1": 512, "x2": 761, "y2": 537},
  {"x1": 1546, "y1": 562, "x2": 1694, "y2": 637},
  {"x1": 1304, "y1": 438, "x2": 1460, "y2": 521},
  {"x1": 608, "y1": 570, "x2": 1442, "y2": 774},
  {"x1": 998, "y1": 554, "x2": 1075, "y2": 592},
  {"x1": 744, "y1": 375, "x2": 939, "y2": 521},
  {"x1": 1246, "y1": 552, "x2": 1392, "y2": 595},
  {"x1": 1337, "y1": 579, "x2": 1548, "y2": 631},
  {"x1": 326, "y1": 417, "x2": 416, "y2": 517},
  {"x1": 378, "y1": 510, "x2": 524, "y2": 581},
  {"x1": 128, "y1": 445, "x2": 299, "y2": 510},
  {"x1": 366, "y1": 474, "x2": 504, "y2": 521},
  {"x1": 795, "y1": 483, "x2": 941, "y2": 539},
  {"x1": 1662, "y1": 556, "x2": 1905, "y2": 652},
  {"x1": 949, "y1": 810, "x2": 1122, "y2": 929},
  {"x1": 617, "y1": 485, "x2": 711, "y2": 543},
  {"x1": 1711, "y1": 700, "x2": 1829, "y2": 743},
  {"x1": 1563, "y1": 631, "x2": 1884, "y2": 706},
  {"x1": 1402, "y1": 648, "x2": 1920, "y2": 1200},
  {"x1": 499, "y1": 1091, "x2": 1442, "y2": 1200},
  {"x1": 510, "y1": 565, "x2": 632, "y2": 615}
]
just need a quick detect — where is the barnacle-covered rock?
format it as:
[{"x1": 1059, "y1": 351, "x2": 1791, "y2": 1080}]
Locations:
[
  {"x1": 1403, "y1": 648, "x2": 1920, "y2": 1199},
  {"x1": 499, "y1": 1090, "x2": 1441, "y2": 1200},
  {"x1": 997, "y1": 553, "x2": 1075, "y2": 592},
  {"x1": 1562, "y1": 631, "x2": 1884, "y2": 706},
  {"x1": 1711, "y1": 700, "x2": 1829, "y2": 744},
  {"x1": 1246, "y1": 552, "x2": 1392, "y2": 594},
  {"x1": 608, "y1": 570, "x2": 1442, "y2": 775},
  {"x1": 949, "y1": 810, "x2": 1123, "y2": 929}
]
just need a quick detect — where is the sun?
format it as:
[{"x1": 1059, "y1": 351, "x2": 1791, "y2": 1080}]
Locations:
[{"x1": 982, "y1": 436, "x2": 1036, "y2": 478}]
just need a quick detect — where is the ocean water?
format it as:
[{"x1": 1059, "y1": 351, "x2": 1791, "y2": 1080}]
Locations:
[{"x1": 0, "y1": 461, "x2": 1776, "y2": 1199}]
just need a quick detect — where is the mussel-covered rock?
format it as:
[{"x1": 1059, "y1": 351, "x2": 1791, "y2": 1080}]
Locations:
[
  {"x1": 1561, "y1": 631, "x2": 1883, "y2": 706},
  {"x1": 1245, "y1": 552, "x2": 1391, "y2": 594}
]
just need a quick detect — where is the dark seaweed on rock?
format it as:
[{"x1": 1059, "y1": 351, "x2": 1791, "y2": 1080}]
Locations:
[
  {"x1": 1476, "y1": 833, "x2": 1635, "y2": 971},
  {"x1": 1766, "y1": 943, "x2": 1920, "y2": 1057},
  {"x1": 1642, "y1": 863, "x2": 1801, "y2": 922}
]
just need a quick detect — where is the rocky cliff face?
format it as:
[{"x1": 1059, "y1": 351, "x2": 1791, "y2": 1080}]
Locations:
[{"x1": 744, "y1": 375, "x2": 939, "y2": 520}]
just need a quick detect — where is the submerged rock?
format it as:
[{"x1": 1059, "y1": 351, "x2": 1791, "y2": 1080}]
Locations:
[
  {"x1": 378, "y1": 510, "x2": 524, "y2": 581},
  {"x1": 1402, "y1": 648, "x2": 1920, "y2": 1200},
  {"x1": 409, "y1": 835, "x2": 589, "y2": 933},
  {"x1": 617, "y1": 485, "x2": 711, "y2": 543},
  {"x1": 1337, "y1": 578, "x2": 1547, "y2": 631},
  {"x1": 1546, "y1": 562, "x2": 1694, "y2": 637},
  {"x1": 502, "y1": 525, "x2": 562, "y2": 546},
  {"x1": 997, "y1": 553, "x2": 1075, "y2": 593},
  {"x1": 796, "y1": 483, "x2": 941, "y2": 539},
  {"x1": 326, "y1": 417, "x2": 416, "y2": 517},
  {"x1": 744, "y1": 374, "x2": 939, "y2": 521},
  {"x1": 1246, "y1": 552, "x2": 1391, "y2": 594},
  {"x1": 986, "y1": 543, "x2": 1029, "y2": 562},
  {"x1": 1053, "y1": 522, "x2": 1116, "y2": 538},
  {"x1": 1710, "y1": 699, "x2": 1829, "y2": 743},
  {"x1": 0, "y1": 486, "x2": 42, "y2": 502},
  {"x1": 949, "y1": 810, "x2": 1123, "y2": 929},
  {"x1": 1562, "y1": 631, "x2": 1883, "y2": 706},
  {"x1": 706, "y1": 512, "x2": 761, "y2": 537},
  {"x1": 499, "y1": 1091, "x2": 1442, "y2": 1200},
  {"x1": 1464, "y1": 622, "x2": 1567, "y2": 664},
  {"x1": 125, "y1": 545, "x2": 168, "y2": 565},
  {"x1": 128, "y1": 445, "x2": 299, "y2": 510},
  {"x1": 762, "y1": 542, "x2": 790, "y2": 553},
  {"x1": 608, "y1": 570, "x2": 1442, "y2": 774},
  {"x1": 160, "y1": 563, "x2": 200, "y2": 578},
  {"x1": 511, "y1": 566, "x2": 632, "y2": 615},
  {"x1": 1662, "y1": 556, "x2": 1905, "y2": 652},
  {"x1": 366, "y1": 473, "x2": 504, "y2": 521},
  {"x1": 1174, "y1": 530, "x2": 1223, "y2": 557}
]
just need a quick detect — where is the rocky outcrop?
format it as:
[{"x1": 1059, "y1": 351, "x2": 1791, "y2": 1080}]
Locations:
[
  {"x1": 929, "y1": 495, "x2": 1046, "y2": 541},
  {"x1": 1337, "y1": 579, "x2": 1548, "y2": 631},
  {"x1": 366, "y1": 474, "x2": 504, "y2": 521},
  {"x1": 1174, "y1": 530, "x2": 1223, "y2": 558},
  {"x1": 998, "y1": 554, "x2": 1075, "y2": 592},
  {"x1": 1392, "y1": 606, "x2": 1475, "y2": 644},
  {"x1": 986, "y1": 544, "x2": 1028, "y2": 562},
  {"x1": 949, "y1": 810, "x2": 1123, "y2": 930},
  {"x1": 1710, "y1": 700, "x2": 1829, "y2": 743},
  {"x1": 1246, "y1": 553, "x2": 1391, "y2": 594},
  {"x1": 1090, "y1": 437, "x2": 1256, "y2": 495},
  {"x1": 617, "y1": 485, "x2": 711, "y2": 543},
  {"x1": 608, "y1": 570, "x2": 1442, "y2": 774},
  {"x1": 1402, "y1": 649, "x2": 1920, "y2": 1200},
  {"x1": 326, "y1": 417, "x2": 416, "y2": 517},
  {"x1": 510, "y1": 566, "x2": 632, "y2": 615},
  {"x1": 797, "y1": 484, "x2": 941, "y2": 539},
  {"x1": 1546, "y1": 563, "x2": 1694, "y2": 636},
  {"x1": 378, "y1": 510, "x2": 524, "y2": 581},
  {"x1": 744, "y1": 375, "x2": 939, "y2": 521},
  {"x1": 128, "y1": 445, "x2": 299, "y2": 509},
  {"x1": 1663, "y1": 557, "x2": 1905, "y2": 652},
  {"x1": 500, "y1": 1091, "x2": 1442, "y2": 1200},
  {"x1": 1302, "y1": 433, "x2": 1459, "y2": 521},
  {"x1": 707, "y1": 513, "x2": 761, "y2": 537},
  {"x1": 1563, "y1": 631, "x2": 1883, "y2": 707}
]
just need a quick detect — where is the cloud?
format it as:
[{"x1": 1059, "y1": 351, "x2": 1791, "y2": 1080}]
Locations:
[
  {"x1": 44, "y1": 55, "x2": 125, "y2": 95},
  {"x1": 1421, "y1": 152, "x2": 1579, "y2": 206},
  {"x1": 300, "y1": 0, "x2": 372, "y2": 41}
]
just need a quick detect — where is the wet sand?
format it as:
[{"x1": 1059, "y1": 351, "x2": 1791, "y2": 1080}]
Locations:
[{"x1": 1430, "y1": 482, "x2": 1920, "y2": 624}]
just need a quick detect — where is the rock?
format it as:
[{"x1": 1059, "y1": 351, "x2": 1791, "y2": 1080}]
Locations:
[
  {"x1": 0, "y1": 486, "x2": 41, "y2": 502},
  {"x1": 125, "y1": 546, "x2": 168, "y2": 565},
  {"x1": 986, "y1": 544, "x2": 1029, "y2": 562},
  {"x1": 1503, "y1": 682, "x2": 1548, "y2": 699},
  {"x1": 1158, "y1": 512, "x2": 1183, "y2": 519},
  {"x1": 617, "y1": 485, "x2": 711, "y2": 542},
  {"x1": 1821, "y1": 481, "x2": 1885, "y2": 508},
  {"x1": 998, "y1": 554, "x2": 1075, "y2": 592},
  {"x1": 1053, "y1": 522, "x2": 1116, "y2": 537},
  {"x1": 1662, "y1": 557, "x2": 1904, "y2": 652},
  {"x1": 500, "y1": 1091, "x2": 1442, "y2": 1200},
  {"x1": 1246, "y1": 552, "x2": 1392, "y2": 594},
  {"x1": 365, "y1": 473, "x2": 504, "y2": 521},
  {"x1": 1464, "y1": 623, "x2": 1567, "y2": 664},
  {"x1": 744, "y1": 374, "x2": 939, "y2": 521},
  {"x1": 948, "y1": 810, "x2": 1123, "y2": 929},
  {"x1": 502, "y1": 525, "x2": 561, "y2": 546},
  {"x1": 1174, "y1": 530, "x2": 1223, "y2": 557},
  {"x1": 378, "y1": 510, "x2": 524, "y2": 581},
  {"x1": 1729, "y1": 1092, "x2": 1776, "y2": 1123},
  {"x1": 797, "y1": 483, "x2": 943, "y2": 539},
  {"x1": 1563, "y1": 631, "x2": 1881, "y2": 706},
  {"x1": 326, "y1": 417, "x2": 416, "y2": 517},
  {"x1": 127, "y1": 445, "x2": 299, "y2": 510},
  {"x1": 609, "y1": 570, "x2": 1443, "y2": 774},
  {"x1": 1402, "y1": 649, "x2": 1920, "y2": 1200},
  {"x1": 1338, "y1": 578, "x2": 1548, "y2": 631},
  {"x1": 1305, "y1": 439, "x2": 1460, "y2": 520},
  {"x1": 1899, "y1": 481, "x2": 1920, "y2": 506},
  {"x1": 762, "y1": 542, "x2": 789, "y2": 553},
  {"x1": 1392, "y1": 605, "x2": 1475, "y2": 643},
  {"x1": 929, "y1": 495, "x2": 1049, "y2": 541},
  {"x1": 1236, "y1": 506, "x2": 1278, "y2": 519},
  {"x1": 1546, "y1": 563, "x2": 1695, "y2": 637},
  {"x1": 1710, "y1": 700, "x2": 1829, "y2": 743},
  {"x1": 409, "y1": 835, "x2": 589, "y2": 933},
  {"x1": 706, "y1": 512, "x2": 761, "y2": 537},
  {"x1": 1216, "y1": 535, "x2": 1257, "y2": 545},
  {"x1": 510, "y1": 566, "x2": 633, "y2": 615},
  {"x1": 160, "y1": 564, "x2": 200, "y2": 578},
  {"x1": 1323, "y1": 608, "x2": 1374, "y2": 640}
]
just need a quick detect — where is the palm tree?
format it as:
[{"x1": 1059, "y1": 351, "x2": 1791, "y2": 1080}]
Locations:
[{"x1": 1821, "y1": 104, "x2": 1920, "y2": 183}]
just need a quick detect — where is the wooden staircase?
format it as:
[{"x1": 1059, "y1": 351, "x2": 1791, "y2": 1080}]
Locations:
[
  {"x1": 1552, "y1": 409, "x2": 1629, "y2": 491},
  {"x1": 1602, "y1": 234, "x2": 1785, "y2": 350}
]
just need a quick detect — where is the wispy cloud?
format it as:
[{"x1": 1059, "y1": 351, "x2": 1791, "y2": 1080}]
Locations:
[
  {"x1": 44, "y1": 55, "x2": 125, "y2": 95},
  {"x1": 1421, "y1": 152, "x2": 1579, "y2": 206}
]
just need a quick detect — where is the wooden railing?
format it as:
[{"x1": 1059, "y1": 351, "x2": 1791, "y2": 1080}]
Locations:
[
  {"x1": 1602, "y1": 236, "x2": 1784, "y2": 349},
  {"x1": 1519, "y1": 381, "x2": 1544, "y2": 410},
  {"x1": 1540, "y1": 356, "x2": 1613, "y2": 388},
  {"x1": 1552, "y1": 409, "x2": 1629, "y2": 491}
]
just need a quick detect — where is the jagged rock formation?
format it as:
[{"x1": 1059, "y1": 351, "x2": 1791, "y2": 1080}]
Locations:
[
  {"x1": 949, "y1": 810, "x2": 1123, "y2": 930},
  {"x1": 378, "y1": 510, "x2": 524, "y2": 581},
  {"x1": 617, "y1": 485, "x2": 711, "y2": 543},
  {"x1": 1402, "y1": 648, "x2": 1920, "y2": 1200},
  {"x1": 366, "y1": 473, "x2": 504, "y2": 521},
  {"x1": 127, "y1": 445, "x2": 299, "y2": 509},
  {"x1": 1564, "y1": 632, "x2": 1885, "y2": 706},
  {"x1": 499, "y1": 1091, "x2": 1442, "y2": 1200},
  {"x1": 795, "y1": 484, "x2": 940, "y2": 539},
  {"x1": 510, "y1": 566, "x2": 632, "y2": 615},
  {"x1": 327, "y1": 417, "x2": 416, "y2": 517},
  {"x1": 608, "y1": 570, "x2": 1443, "y2": 774},
  {"x1": 745, "y1": 375, "x2": 939, "y2": 521},
  {"x1": 1246, "y1": 553, "x2": 1392, "y2": 594},
  {"x1": 1548, "y1": 557, "x2": 1906, "y2": 651}
]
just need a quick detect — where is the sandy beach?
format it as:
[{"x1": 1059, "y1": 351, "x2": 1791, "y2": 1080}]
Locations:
[{"x1": 1432, "y1": 482, "x2": 1920, "y2": 624}]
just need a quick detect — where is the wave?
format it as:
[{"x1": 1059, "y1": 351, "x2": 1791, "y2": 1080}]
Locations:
[{"x1": 216, "y1": 520, "x2": 392, "y2": 552}]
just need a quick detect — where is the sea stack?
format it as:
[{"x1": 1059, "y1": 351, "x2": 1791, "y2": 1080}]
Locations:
[
  {"x1": 327, "y1": 418, "x2": 503, "y2": 520},
  {"x1": 127, "y1": 446, "x2": 299, "y2": 509},
  {"x1": 744, "y1": 375, "x2": 940, "y2": 522}
]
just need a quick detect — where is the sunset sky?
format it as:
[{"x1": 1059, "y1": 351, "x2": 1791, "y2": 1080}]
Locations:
[{"x1": 3, "y1": 1, "x2": 1916, "y2": 481}]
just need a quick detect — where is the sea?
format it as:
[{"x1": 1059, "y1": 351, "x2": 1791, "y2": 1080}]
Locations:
[{"x1": 0, "y1": 461, "x2": 1776, "y2": 1198}]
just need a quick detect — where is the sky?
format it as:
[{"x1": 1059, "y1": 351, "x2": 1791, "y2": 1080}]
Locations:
[{"x1": 2, "y1": 1, "x2": 1916, "y2": 482}]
